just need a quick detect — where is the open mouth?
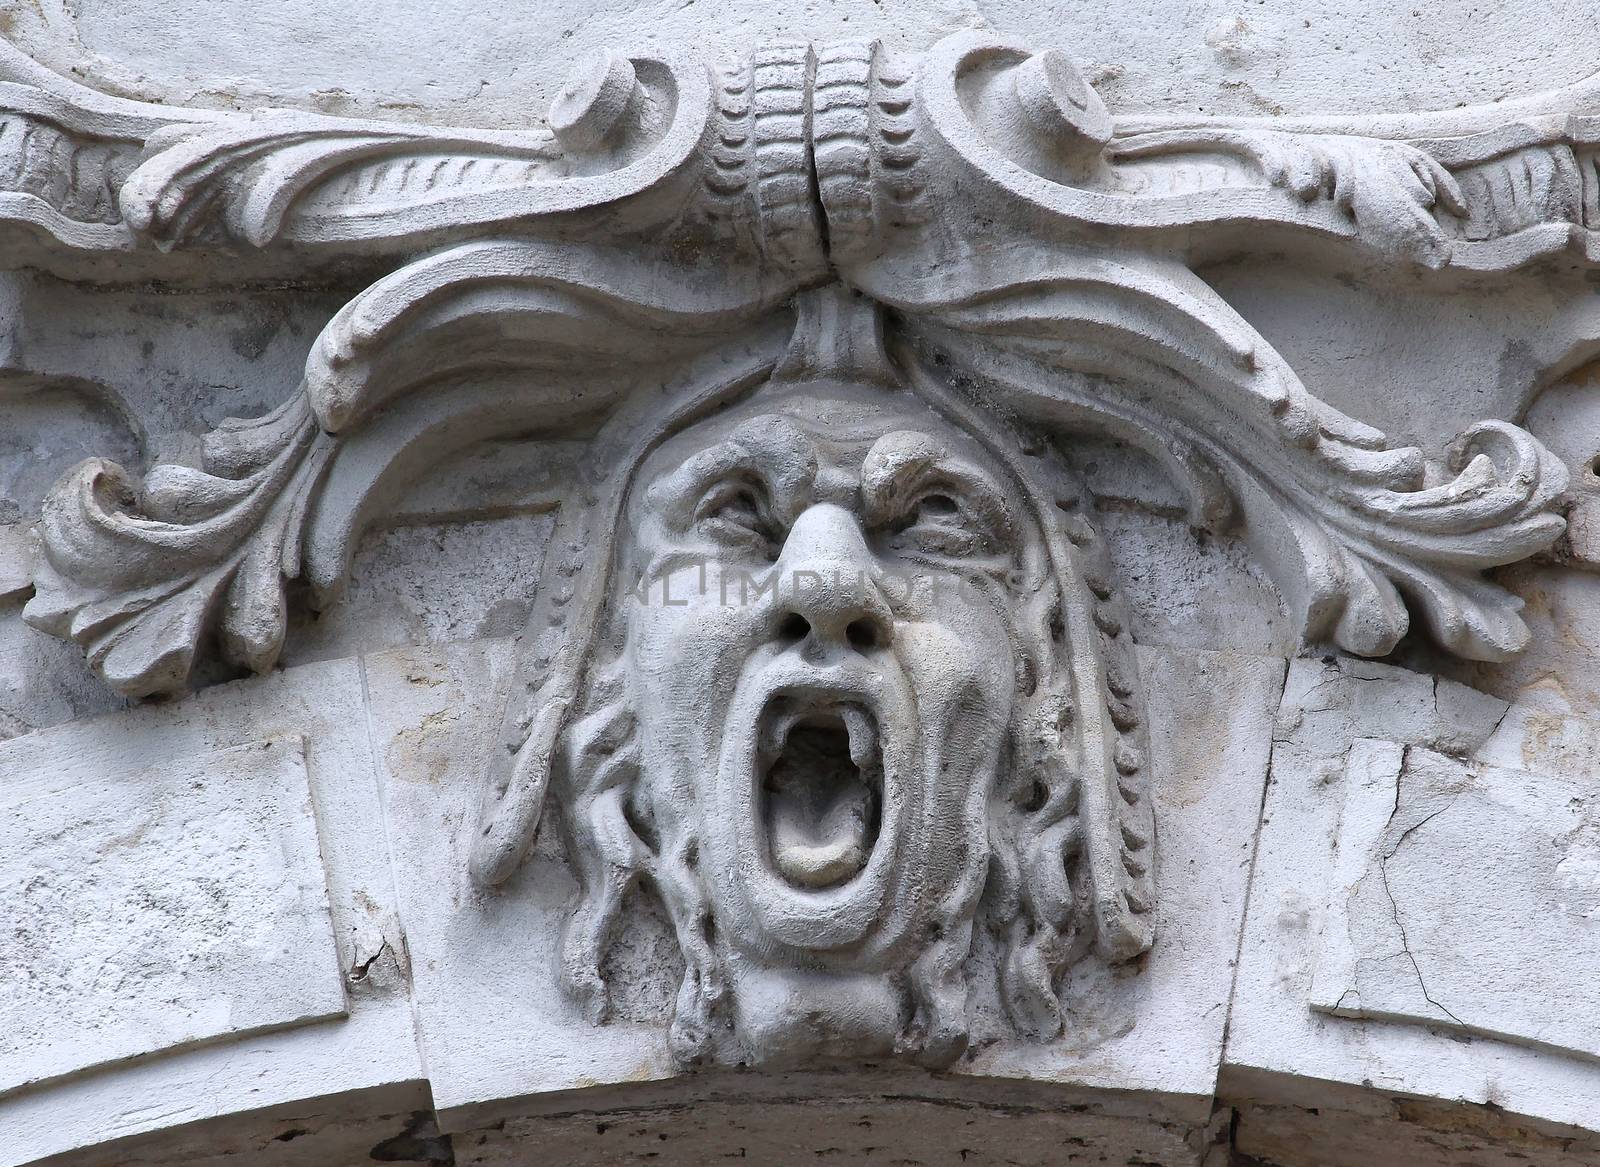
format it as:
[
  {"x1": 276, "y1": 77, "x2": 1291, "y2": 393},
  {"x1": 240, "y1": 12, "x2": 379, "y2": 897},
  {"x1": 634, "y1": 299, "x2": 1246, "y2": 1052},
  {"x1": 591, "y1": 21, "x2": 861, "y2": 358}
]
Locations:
[{"x1": 758, "y1": 699, "x2": 883, "y2": 891}]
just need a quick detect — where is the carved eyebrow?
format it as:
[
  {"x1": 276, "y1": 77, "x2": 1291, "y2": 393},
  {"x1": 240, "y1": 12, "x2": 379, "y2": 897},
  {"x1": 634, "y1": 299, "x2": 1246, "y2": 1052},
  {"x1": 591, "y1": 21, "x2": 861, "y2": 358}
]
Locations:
[
  {"x1": 860, "y1": 430, "x2": 1016, "y2": 541},
  {"x1": 643, "y1": 415, "x2": 818, "y2": 527}
]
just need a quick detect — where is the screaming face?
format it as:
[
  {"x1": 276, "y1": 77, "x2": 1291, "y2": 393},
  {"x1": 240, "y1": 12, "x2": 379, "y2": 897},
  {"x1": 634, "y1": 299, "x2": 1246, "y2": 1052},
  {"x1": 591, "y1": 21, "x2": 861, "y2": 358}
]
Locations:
[
  {"x1": 519, "y1": 370, "x2": 1155, "y2": 1070},
  {"x1": 593, "y1": 383, "x2": 1015, "y2": 1065}
]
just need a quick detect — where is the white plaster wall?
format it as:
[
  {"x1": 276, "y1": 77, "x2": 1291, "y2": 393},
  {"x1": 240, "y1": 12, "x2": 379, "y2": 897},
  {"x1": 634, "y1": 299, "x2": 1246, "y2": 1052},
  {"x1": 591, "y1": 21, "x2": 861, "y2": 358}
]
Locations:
[{"x1": 4, "y1": 0, "x2": 1598, "y2": 125}]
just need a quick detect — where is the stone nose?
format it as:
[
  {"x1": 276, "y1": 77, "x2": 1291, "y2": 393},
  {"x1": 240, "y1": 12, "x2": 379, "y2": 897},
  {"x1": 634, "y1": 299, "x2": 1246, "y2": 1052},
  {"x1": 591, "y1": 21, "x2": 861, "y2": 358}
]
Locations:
[{"x1": 770, "y1": 504, "x2": 894, "y2": 653}]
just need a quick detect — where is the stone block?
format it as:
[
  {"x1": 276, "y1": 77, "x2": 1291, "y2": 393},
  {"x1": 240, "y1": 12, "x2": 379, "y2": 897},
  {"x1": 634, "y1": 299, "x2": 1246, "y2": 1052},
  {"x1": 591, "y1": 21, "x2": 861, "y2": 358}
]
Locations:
[
  {"x1": 965, "y1": 646, "x2": 1284, "y2": 1112},
  {"x1": 1476, "y1": 700, "x2": 1600, "y2": 784},
  {"x1": 0, "y1": 659, "x2": 423, "y2": 1167},
  {"x1": 0, "y1": 735, "x2": 346, "y2": 1098},
  {"x1": 371, "y1": 639, "x2": 1281, "y2": 1157},
  {"x1": 1225, "y1": 656, "x2": 1600, "y2": 1139},
  {"x1": 363, "y1": 637, "x2": 669, "y2": 1126},
  {"x1": 1311, "y1": 741, "x2": 1600, "y2": 1060},
  {"x1": 1, "y1": 5, "x2": 1597, "y2": 1162}
]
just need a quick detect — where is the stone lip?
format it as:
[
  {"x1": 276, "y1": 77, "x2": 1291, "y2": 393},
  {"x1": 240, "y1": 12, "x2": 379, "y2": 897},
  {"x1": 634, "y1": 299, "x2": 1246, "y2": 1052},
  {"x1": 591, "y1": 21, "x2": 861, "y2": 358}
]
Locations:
[{"x1": 713, "y1": 651, "x2": 916, "y2": 963}]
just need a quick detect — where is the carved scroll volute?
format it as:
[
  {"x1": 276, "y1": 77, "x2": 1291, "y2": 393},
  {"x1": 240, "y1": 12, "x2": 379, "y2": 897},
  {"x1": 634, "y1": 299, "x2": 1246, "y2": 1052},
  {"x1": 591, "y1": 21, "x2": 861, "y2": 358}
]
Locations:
[
  {"x1": 0, "y1": 39, "x2": 718, "y2": 264},
  {"x1": 910, "y1": 32, "x2": 1600, "y2": 270}
]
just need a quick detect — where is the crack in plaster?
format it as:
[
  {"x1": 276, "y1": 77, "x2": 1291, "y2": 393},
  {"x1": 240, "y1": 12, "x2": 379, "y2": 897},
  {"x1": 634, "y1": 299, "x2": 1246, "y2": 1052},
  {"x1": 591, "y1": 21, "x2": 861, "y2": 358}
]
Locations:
[{"x1": 1375, "y1": 788, "x2": 1467, "y2": 1029}]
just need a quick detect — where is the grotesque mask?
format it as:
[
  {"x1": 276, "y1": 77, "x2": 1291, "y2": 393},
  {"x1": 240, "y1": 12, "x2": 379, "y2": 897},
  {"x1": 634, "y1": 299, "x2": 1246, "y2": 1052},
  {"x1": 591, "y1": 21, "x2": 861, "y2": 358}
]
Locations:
[
  {"x1": 469, "y1": 293, "x2": 1157, "y2": 1069},
  {"x1": 620, "y1": 390, "x2": 1028, "y2": 1064}
]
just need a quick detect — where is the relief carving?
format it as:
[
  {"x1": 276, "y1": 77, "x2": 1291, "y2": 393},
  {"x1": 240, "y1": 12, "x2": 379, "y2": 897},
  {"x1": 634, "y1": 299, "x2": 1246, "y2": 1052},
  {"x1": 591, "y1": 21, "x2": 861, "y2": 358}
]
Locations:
[
  {"x1": 1, "y1": 32, "x2": 1581, "y2": 1069},
  {"x1": 469, "y1": 291, "x2": 1154, "y2": 1065}
]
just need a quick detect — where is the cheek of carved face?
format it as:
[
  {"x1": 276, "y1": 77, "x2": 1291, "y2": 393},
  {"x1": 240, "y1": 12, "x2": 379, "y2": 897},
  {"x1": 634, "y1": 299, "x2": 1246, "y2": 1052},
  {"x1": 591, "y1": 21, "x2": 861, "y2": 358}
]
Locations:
[
  {"x1": 621, "y1": 564, "x2": 773, "y2": 766},
  {"x1": 622, "y1": 408, "x2": 1021, "y2": 964}
]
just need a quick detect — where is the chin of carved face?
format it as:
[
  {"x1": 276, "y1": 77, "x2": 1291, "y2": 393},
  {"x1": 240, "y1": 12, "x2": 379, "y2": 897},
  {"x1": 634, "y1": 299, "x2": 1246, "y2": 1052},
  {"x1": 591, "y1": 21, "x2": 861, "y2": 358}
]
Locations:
[{"x1": 679, "y1": 639, "x2": 1003, "y2": 1067}]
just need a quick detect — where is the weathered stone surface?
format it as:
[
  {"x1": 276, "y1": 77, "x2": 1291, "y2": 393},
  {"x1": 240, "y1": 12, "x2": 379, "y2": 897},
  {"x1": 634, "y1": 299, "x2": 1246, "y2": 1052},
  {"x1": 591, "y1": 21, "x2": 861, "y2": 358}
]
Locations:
[
  {"x1": 1478, "y1": 700, "x2": 1600, "y2": 784},
  {"x1": 0, "y1": 734, "x2": 345, "y2": 1097},
  {"x1": 1226, "y1": 656, "x2": 1600, "y2": 1140},
  {"x1": 5, "y1": 0, "x2": 1595, "y2": 127},
  {"x1": 24, "y1": 1088, "x2": 443, "y2": 1167},
  {"x1": 1231, "y1": 1079, "x2": 1600, "y2": 1167},
  {"x1": 362, "y1": 637, "x2": 621, "y2": 1124},
  {"x1": 451, "y1": 1074, "x2": 1218, "y2": 1167},
  {"x1": 966, "y1": 646, "x2": 1283, "y2": 1107},
  {"x1": 1311, "y1": 742, "x2": 1600, "y2": 1058},
  {"x1": 1, "y1": 6, "x2": 1597, "y2": 1164},
  {"x1": 281, "y1": 511, "x2": 557, "y2": 666},
  {"x1": 0, "y1": 660, "x2": 422, "y2": 1167}
]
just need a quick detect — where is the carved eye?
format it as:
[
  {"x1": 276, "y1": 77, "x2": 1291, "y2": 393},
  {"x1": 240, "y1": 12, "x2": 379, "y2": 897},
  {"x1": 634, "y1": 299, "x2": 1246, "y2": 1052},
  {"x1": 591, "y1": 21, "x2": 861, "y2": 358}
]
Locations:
[
  {"x1": 695, "y1": 478, "x2": 779, "y2": 556},
  {"x1": 891, "y1": 490, "x2": 988, "y2": 557}
]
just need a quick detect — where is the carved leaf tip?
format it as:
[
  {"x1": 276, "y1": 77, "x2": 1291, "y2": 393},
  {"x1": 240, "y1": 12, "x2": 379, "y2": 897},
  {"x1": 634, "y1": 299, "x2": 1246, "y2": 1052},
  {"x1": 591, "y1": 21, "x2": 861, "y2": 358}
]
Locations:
[
  {"x1": 879, "y1": 250, "x2": 1568, "y2": 667},
  {"x1": 23, "y1": 398, "x2": 323, "y2": 698}
]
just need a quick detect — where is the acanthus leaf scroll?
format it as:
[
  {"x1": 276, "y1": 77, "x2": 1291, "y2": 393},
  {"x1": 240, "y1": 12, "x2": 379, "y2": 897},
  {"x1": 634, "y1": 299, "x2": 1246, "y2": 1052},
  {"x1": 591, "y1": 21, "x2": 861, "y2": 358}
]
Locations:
[{"x1": 0, "y1": 32, "x2": 1582, "y2": 1066}]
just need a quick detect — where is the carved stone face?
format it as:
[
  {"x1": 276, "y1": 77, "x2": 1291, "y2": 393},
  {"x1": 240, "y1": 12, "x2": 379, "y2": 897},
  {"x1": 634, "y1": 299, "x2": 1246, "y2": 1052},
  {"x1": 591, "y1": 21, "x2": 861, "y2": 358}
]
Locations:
[{"x1": 614, "y1": 382, "x2": 1028, "y2": 1064}]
